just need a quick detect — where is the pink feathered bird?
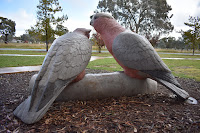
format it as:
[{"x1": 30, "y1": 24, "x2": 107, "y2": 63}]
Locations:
[{"x1": 90, "y1": 13, "x2": 197, "y2": 104}]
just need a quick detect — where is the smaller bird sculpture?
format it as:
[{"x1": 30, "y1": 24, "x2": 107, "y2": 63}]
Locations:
[
  {"x1": 14, "y1": 28, "x2": 93, "y2": 124},
  {"x1": 90, "y1": 13, "x2": 197, "y2": 104}
]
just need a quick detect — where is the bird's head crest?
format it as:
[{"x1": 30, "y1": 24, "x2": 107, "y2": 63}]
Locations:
[
  {"x1": 90, "y1": 13, "x2": 114, "y2": 26},
  {"x1": 73, "y1": 28, "x2": 91, "y2": 38}
]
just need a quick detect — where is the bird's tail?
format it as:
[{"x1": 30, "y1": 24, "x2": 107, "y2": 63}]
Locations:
[
  {"x1": 155, "y1": 78, "x2": 189, "y2": 100},
  {"x1": 142, "y1": 70, "x2": 190, "y2": 100}
]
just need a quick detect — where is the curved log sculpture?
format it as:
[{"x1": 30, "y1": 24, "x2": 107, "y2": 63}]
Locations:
[{"x1": 29, "y1": 72, "x2": 157, "y2": 102}]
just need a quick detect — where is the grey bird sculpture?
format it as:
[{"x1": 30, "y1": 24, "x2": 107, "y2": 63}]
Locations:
[
  {"x1": 90, "y1": 13, "x2": 197, "y2": 104},
  {"x1": 14, "y1": 28, "x2": 93, "y2": 124}
]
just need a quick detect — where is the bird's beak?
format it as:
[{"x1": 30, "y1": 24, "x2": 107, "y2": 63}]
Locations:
[
  {"x1": 90, "y1": 15, "x2": 94, "y2": 26},
  {"x1": 85, "y1": 29, "x2": 91, "y2": 38},
  {"x1": 90, "y1": 20, "x2": 94, "y2": 26}
]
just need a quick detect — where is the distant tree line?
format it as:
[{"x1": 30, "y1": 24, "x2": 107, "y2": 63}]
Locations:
[{"x1": 1, "y1": 0, "x2": 199, "y2": 55}]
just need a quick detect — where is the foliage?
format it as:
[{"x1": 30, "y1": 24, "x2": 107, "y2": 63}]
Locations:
[
  {"x1": 95, "y1": 0, "x2": 174, "y2": 39},
  {"x1": 27, "y1": 0, "x2": 68, "y2": 51},
  {"x1": 91, "y1": 33, "x2": 105, "y2": 53},
  {"x1": 183, "y1": 16, "x2": 200, "y2": 55},
  {"x1": 158, "y1": 37, "x2": 185, "y2": 49},
  {"x1": 146, "y1": 34, "x2": 160, "y2": 47},
  {"x1": 20, "y1": 34, "x2": 34, "y2": 43},
  {"x1": 0, "y1": 17, "x2": 16, "y2": 43}
]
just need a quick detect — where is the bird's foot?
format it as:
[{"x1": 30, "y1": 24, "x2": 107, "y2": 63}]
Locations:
[{"x1": 185, "y1": 97, "x2": 198, "y2": 104}]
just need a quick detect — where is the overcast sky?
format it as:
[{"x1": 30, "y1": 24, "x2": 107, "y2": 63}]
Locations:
[{"x1": 0, "y1": 0, "x2": 200, "y2": 38}]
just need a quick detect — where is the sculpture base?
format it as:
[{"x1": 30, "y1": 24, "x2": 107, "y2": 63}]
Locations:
[
  {"x1": 56, "y1": 72, "x2": 157, "y2": 101},
  {"x1": 15, "y1": 72, "x2": 157, "y2": 124},
  {"x1": 29, "y1": 72, "x2": 157, "y2": 102}
]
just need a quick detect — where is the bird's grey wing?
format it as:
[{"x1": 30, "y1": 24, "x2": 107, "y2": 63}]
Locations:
[
  {"x1": 112, "y1": 31, "x2": 170, "y2": 72},
  {"x1": 30, "y1": 33, "x2": 92, "y2": 111},
  {"x1": 112, "y1": 32, "x2": 189, "y2": 99}
]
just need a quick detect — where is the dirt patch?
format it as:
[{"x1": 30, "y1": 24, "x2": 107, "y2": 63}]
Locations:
[{"x1": 0, "y1": 69, "x2": 200, "y2": 132}]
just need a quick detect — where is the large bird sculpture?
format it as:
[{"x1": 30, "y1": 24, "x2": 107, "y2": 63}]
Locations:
[
  {"x1": 90, "y1": 13, "x2": 197, "y2": 104},
  {"x1": 14, "y1": 28, "x2": 93, "y2": 124}
]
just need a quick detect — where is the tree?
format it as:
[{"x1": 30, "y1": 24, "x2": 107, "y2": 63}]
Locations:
[
  {"x1": 158, "y1": 37, "x2": 185, "y2": 50},
  {"x1": 95, "y1": 0, "x2": 173, "y2": 39},
  {"x1": 0, "y1": 17, "x2": 16, "y2": 44},
  {"x1": 27, "y1": 0, "x2": 68, "y2": 51},
  {"x1": 92, "y1": 33, "x2": 105, "y2": 53},
  {"x1": 183, "y1": 16, "x2": 200, "y2": 55},
  {"x1": 145, "y1": 33, "x2": 160, "y2": 47}
]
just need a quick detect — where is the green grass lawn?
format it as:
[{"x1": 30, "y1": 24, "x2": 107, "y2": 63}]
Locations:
[
  {"x1": 87, "y1": 58, "x2": 200, "y2": 81},
  {"x1": 1, "y1": 50, "x2": 200, "y2": 59},
  {"x1": 0, "y1": 55, "x2": 199, "y2": 81},
  {"x1": 156, "y1": 48, "x2": 200, "y2": 54},
  {"x1": 158, "y1": 54, "x2": 200, "y2": 58},
  {"x1": 87, "y1": 58, "x2": 123, "y2": 72},
  {"x1": 0, "y1": 43, "x2": 49, "y2": 49},
  {"x1": 0, "y1": 56, "x2": 44, "y2": 68},
  {"x1": 0, "y1": 50, "x2": 47, "y2": 55},
  {"x1": 92, "y1": 52, "x2": 112, "y2": 57},
  {"x1": 163, "y1": 59, "x2": 200, "y2": 81},
  {"x1": 1, "y1": 47, "x2": 200, "y2": 81}
]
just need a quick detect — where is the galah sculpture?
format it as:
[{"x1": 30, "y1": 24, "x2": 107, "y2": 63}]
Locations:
[
  {"x1": 90, "y1": 13, "x2": 197, "y2": 104},
  {"x1": 14, "y1": 28, "x2": 92, "y2": 124}
]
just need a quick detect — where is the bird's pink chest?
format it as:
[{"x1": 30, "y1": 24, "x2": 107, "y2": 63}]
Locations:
[
  {"x1": 113, "y1": 56, "x2": 146, "y2": 80},
  {"x1": 103, "y1": 34, "x2": 146, "y2": 80}
]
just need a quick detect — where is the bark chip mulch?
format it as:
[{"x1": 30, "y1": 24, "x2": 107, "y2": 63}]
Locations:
[{"x1": 0, "y1": 69, "x2": 200, "y2": 132}]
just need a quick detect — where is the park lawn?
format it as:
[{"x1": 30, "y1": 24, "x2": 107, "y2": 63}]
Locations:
[
  {"x1": 0, "y1": 43, "x2": 49, "y2": 49},
  {"x1": 0, "y1": 43, "x2": 106, "y2": 51},
  {"x1": 92, "y1": 46, "x2": 108, "y2": 51},
  {"x1": 163, "y1": 59, "x2": 200, "y2": 81},
  {"x1": 92, "y1": 52, "x2": 112, "y2": 57},
  {"x1": 155, "y1": 48, "x2": 200, "y2": 54},
  {"x1": 87, "y1": 58, "x2": 123, "y2": 72},
  {"x1": 1, "y1": 53, "x2": 199, "y2": 81},
  {"x1": 0, "y1": 56, "x2": 44, "y2": 68},
  {"x1": 1, "y1": 50, "x2": 200, "y2": 59},
  {"x1": 87, "y1": 58, "x2": 200, "y2": 81},
  {"x1": 0, "y1": 50, "x2": 47, "y2": 55},
  {"x1": 158, "y1": 54, "x2": 200, "y2": 59}
]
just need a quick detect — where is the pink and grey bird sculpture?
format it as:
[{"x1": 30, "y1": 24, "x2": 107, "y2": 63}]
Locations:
[
  {"x1": 14, "y1": 28, "x2": 92, "y2": 124},
  {"x1": 90, "y1": 13, "x2": 197, "y2": 104}
]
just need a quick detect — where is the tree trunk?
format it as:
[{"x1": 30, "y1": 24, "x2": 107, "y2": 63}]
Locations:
[
  {"x1": 98, "y1": 46, "x2": 101, "y2": 53},
  {"x1": 4, "y1": 34, "x2": 8, "y2": 44},
  {"x1": 192, "y1": 41, "x2": 195, "y2": 55},
  {"x1": 193, "y1": 47, "x2": 195, "y2": 55},
  {"x1": 45, "y1": 26, "x2": 48, "y2": 52},
  {"x1": 135, "y1": 24, "x2": 139, "y2": 33}
]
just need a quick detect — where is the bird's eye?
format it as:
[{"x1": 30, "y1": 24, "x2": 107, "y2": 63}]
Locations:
[{"x1": 94, "y1": 16, "x2": 97, "y2": 19}]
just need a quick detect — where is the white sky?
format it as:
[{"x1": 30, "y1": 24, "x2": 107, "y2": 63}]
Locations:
[{"x1": 0, "y1": 0, "x2": 200, "y2": 38}]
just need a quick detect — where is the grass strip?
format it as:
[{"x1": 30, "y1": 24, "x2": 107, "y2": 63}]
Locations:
[
  {"x1": 87, "y1": 58, "x2": 122, "y2": 72},
  {"x1": 0, "y1": 56, "x2": 44, "y2": 68},
  {"x1": 158, "y1": 54, "x2": 200, "y2": 59},
  {"x1": 0, "y1": 50, "x2": 47, "y2": 55},
  {"x1": 87, "y1": 58, "x2": 200, "y2": 81},
  {"x1": 0, "y1": 43, "x2": 49, "y2": 49},
  {"x1": 156, "y1": 48, "x2": 200, "y2": 54}
]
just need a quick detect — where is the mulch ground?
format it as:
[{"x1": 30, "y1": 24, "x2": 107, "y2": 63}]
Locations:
[{"x1": 0, "y1": 69, "x2": 200, "y2": 132}]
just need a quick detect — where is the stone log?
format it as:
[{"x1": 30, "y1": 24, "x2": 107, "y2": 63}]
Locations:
[{"x1": 29, "y1": 72, "x2": 157, "y2": 101}]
